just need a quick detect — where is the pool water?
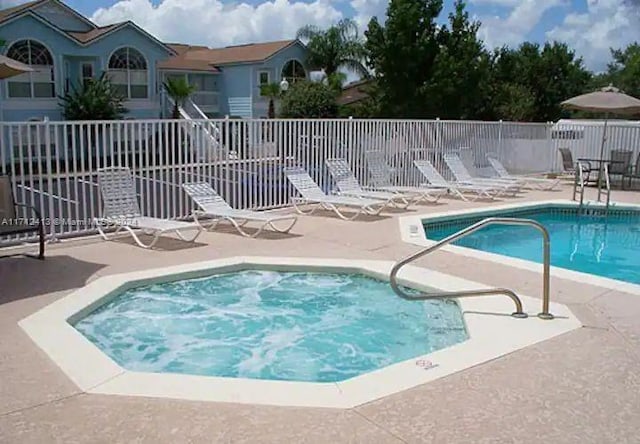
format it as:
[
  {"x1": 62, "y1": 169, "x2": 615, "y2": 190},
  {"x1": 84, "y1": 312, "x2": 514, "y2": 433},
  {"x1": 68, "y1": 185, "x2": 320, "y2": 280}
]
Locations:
[
  {"x1": 74, "y1": 271, "x2": 467, "y2": 383},
  {"x1": 425, "y1": 207, "x2": 640, "y2": 284}
]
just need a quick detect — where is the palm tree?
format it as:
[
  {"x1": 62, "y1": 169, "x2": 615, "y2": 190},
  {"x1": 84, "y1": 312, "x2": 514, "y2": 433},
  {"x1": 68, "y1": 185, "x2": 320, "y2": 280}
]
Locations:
[
  {"x1": 296, "y1": 19, "x2": 369, "y2": 79},
  {"x1": 163, "y1": 77, "x2": 197, "y2": 119},
  {"x1": 260, "y1": 82, "x2": 281, "y2": 118},
  {"x1": 326, "y1": 72, "x2": 347, "y2": 95}
]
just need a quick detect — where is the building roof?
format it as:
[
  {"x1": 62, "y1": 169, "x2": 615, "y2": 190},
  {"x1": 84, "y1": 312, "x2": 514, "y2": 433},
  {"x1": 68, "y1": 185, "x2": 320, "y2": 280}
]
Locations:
[
  {"x1": 68, "y1": 23, "x2": 122, "y2": 43},
  {"x1": 158, "y1": 39, "x2": 301, "y2": 73},
  {"x1": 0, "y1": 2, "x2": 174, "y2": 54},
  {"x1": 0, "y1": 0, "x2": 44, "y2": 22},
  {"x1": 0, "y1": 2, "x2": 298, "y2": 71},
  {"x1": 158, "y1": 44, "x2": 221, "y2": 73},
  {"x1": 199, "y1": 40, "x2": 298, "y2": 65},
  {"x1": 159, "y1": 39, "x2": 300, "y2": 72},
  {"x1": 338, "y1": 79, "x2": 372, "y2": 106}
]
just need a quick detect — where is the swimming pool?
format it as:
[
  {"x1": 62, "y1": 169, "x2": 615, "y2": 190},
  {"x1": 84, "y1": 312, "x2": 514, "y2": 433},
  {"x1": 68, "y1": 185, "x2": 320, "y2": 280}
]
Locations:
[
  {"x1": 424, "y1": 204, "x2": 640, "y2": 285},
  {"x1": 74, "y1": 270, "x2": 467, "y2": 383}
]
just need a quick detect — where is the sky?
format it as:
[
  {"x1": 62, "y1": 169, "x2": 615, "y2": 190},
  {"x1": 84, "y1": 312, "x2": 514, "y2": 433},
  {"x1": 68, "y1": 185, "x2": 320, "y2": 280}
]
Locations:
[{"x1": 2, "y1": 0, "x2": 640, "y2": 72}]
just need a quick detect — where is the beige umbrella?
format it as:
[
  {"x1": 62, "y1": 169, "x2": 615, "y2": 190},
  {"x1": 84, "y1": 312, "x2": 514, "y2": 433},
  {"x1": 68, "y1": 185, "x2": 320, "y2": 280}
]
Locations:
[
  {"x1": 561, "y1": 85, "x2": 640, "y2": 199},
  {"x1": 0, "y1": 54, "x2": 33, "y2": 79}
]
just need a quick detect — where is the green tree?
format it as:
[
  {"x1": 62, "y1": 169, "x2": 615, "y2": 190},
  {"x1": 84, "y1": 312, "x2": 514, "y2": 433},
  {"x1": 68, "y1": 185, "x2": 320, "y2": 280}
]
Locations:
[
  {"x1": 280, "y1": 81, "x2": 338, "y2": 118},
  {"x1": 494, "y1": 83, "x2": 537, "y2": 121},
  {"x1": 606, "y1": 43, "x2": 640, "y2": 98},
  {"x1": 487, "y1": 42, "x2": 591, "y2": 121},
  {"x1": 326, "y1": 72, "x2": 347, "y2": 95},
  {"x1": 59, "y1": 73, "x2": 127, "y2": 120},
  {"x1": 163, "y1": 77, "x2": 197, "y2": 119},
  {"x1": 297, "y1": 19, "x2": 369, "y2": 78},
  {"x1": 420, "y1": 0, "x2": 489, "y2": 119},
  {"x1": 365, "y1": 0, "x2": 444, "y2": 118},
  {"x1": 260, "y1": 82, "x2": 282, "y2": 118}
]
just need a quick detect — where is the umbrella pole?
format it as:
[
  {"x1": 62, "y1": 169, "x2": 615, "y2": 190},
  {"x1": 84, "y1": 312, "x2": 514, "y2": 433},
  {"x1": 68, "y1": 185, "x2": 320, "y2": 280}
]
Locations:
[{"x1": 597, "y1": 115, "x2": 609, "y2": 202}]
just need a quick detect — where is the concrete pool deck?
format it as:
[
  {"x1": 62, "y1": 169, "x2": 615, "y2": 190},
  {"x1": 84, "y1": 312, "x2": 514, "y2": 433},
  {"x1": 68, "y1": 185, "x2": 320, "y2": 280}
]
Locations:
[{"x1": 1, "y1": 184, "x2": 640, "y2": 443}]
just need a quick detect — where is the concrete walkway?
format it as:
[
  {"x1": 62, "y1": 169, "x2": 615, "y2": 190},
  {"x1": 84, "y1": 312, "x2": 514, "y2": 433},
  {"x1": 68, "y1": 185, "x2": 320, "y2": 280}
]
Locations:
[{"x1": 1, "y1": 185, "x2": 640, "y2": 443}]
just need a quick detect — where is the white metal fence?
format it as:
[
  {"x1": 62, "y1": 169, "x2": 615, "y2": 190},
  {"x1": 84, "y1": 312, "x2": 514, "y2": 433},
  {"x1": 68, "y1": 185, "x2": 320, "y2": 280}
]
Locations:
[{"x1": 1, "y1": 118, "x2": 639, "y2": 241}]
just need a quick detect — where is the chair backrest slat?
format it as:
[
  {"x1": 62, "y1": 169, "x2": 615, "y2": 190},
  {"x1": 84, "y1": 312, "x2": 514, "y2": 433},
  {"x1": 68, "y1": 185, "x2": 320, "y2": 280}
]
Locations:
[
  {"x1": 325, "y1": 158, "x2": 363, "y2": 193},
  {"x1": 487, "y1": 157, "x2": 510, "y2": 178},
  {"x1": 559, "y1": 148, "x2": 574, "y2": 171},
  {"x1": 0, "y1": 175, "x2": 16, "y2": 221},
  {"x1": 609, "y1": 150, "x2": 633, "y2": 174},
  {"x1": 283, "y1": 167, "x2": 327, "y2": 200},
  {"x1": 182, "y1": 182, "x2": 233, "y2": 212},
  {"x1": 443, "y1": 153, "x2": 473, "y2": 181},
  {"x1": 364, "y1": 151, "x2": 394, "y2": 187},
  {"x1": 413, "y1": 160, "x2": 449, "y2": 187},
  {"x1": 97, "y1": 167, "x2": 142, "y2": 219}
]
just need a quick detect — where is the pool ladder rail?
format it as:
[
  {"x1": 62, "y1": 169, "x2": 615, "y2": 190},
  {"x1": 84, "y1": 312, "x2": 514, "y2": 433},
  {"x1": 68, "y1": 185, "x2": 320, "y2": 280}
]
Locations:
[
  {"x1": 573, "y1": 161, "x2": 611, "y2": 212},
  {"x1": 390, "y1": 217, "x2": 554, "y2": 320}
]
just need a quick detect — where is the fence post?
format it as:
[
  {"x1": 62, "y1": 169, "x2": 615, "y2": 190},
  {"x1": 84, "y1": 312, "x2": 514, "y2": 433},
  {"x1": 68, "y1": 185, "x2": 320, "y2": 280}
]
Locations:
[
  {"x1": 224, "y1": 115, "x2": 231, "y2": 201},
  {"x1": 547, "y1": 121, "x2": 553, "y2": 172},
  {"x1": 498, "y1": 119, "x2": 503, "y2": 160},
  {"x1": 43, "y1": 117, "x2": 57, "y2": 241},
  {"x1": 348, "y1": 115, "x2": 354, "y2": 160},
  {"x1": 434, "y1": 117, "x2": 442, "y2": 171}
]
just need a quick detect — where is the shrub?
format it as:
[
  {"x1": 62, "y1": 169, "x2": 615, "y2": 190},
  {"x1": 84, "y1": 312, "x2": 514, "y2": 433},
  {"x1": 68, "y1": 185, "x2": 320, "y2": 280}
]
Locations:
[
  {"x1": 59, "y1": 73, "x2": 128, "y2": 120},
  {"x1": 279, "y1": 81, "x2": 338, "y2": 118}
]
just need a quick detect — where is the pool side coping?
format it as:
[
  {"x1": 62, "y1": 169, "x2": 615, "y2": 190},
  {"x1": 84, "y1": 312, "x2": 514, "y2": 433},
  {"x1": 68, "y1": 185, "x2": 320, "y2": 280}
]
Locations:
[
  {"x1": 19, "y1": 256, "x2": 581, "y2": 409},
  {"x1": 399, "y1": 199, "x2": 640, "y2": 297}
]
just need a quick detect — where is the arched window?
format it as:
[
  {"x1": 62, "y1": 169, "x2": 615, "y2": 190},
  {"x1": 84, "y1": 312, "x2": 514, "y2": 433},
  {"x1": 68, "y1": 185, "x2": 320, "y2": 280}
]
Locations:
[
  {"x1": 281, "y1": 60, "x2": 306, "y2": 84},
  {"x1": 108, "y1": 47, "x2": 148, "y2": 99},
  {"x1": 6, "y1": 40, "x2": 55, "y2": 98}
]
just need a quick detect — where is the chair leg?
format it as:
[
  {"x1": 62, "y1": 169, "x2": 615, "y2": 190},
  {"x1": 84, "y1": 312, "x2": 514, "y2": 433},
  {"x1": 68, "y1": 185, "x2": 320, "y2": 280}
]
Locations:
[
  {"x1": 174, "y1": 227, "x2": 202, "y2": 243},
  {"x1": 37, "y1": 220, "x2": 45, "y2": 260}
]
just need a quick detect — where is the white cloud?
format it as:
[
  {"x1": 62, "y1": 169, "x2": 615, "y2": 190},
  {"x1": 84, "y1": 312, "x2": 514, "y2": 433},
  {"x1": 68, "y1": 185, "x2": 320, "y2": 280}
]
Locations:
[
  {"x1": 475, "y1": 0, "x2": 566, "y2": 48},
  {"x1": 91, "y1": 0, "x2": 343, "y2": 47},
  {"x1": 546, "y1": 0, "x2": 640, "y2": 71},
  {"x1": 349, "y1": 0, "x2": 388, "y2": 30},
  {"x1": 470, "y1": 0, "x2": 521, "y2": 6}
]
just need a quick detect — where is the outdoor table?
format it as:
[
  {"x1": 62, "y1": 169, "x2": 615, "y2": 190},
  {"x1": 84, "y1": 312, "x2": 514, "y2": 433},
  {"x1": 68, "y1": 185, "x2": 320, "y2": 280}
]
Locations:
[{"x1": 577, "y1": 158, "x2": 626, "y2": 188}]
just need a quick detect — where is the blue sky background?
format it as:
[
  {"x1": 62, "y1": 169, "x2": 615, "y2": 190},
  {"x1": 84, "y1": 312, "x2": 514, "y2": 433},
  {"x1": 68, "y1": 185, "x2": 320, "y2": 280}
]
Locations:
[
  {"x1": 2, "y1": 0, "x2": 639, "y2": 71},
  {"x1": 62, "y1": 0, "x2": 588, "y2": 44}
]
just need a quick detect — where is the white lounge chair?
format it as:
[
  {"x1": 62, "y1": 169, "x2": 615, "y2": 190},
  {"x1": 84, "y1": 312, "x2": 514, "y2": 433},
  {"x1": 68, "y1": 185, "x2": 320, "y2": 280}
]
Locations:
[
  {"x1": 284, "y1": 166, "x2": 389, "y2": 220},
  {"x1": 363, "y1": 151, "x2": 449, "y2": 202},
  {"x1": 182, "y1": 182, "x2": 298, "y2": 238},
  {"x1": 413, "y1": 160, "x2": 501, "y2": 201},
  {"x1": 486, "y1": 156, "x2": 561, "y2": 190},
  {"x1": 94, "y1": 167, "x2": 202, "y2": 249},
  {"x1": 325, "y1": 158, "x2": 418, "y2": 208},
  {"x1": 442, "y1": 153, "x2": 521, "y2": 195}
]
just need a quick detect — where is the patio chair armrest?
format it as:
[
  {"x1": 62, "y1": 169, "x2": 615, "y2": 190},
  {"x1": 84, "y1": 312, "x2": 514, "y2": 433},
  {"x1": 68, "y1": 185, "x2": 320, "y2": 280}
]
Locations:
[{"x1": 577, "y1": 161, "x2": 591, "y2": 172}]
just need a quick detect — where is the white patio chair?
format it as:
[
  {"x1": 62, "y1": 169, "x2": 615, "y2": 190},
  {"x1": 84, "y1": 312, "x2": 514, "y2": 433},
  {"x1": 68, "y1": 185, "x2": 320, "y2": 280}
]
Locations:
[
  {"x1": 486, "y1": 156, "x2": 560, "y2": 191},
  {"x1": 182, "y1": 182, "x2": 298, "y2": 238},
  {"x1": 94, "y1": 167, "x2": 202, "y2": 249},
  {"x1": 283, "y1": 166, "x2": 389, "y2": 220},
  {"x1": 325, "y1": 158, "x2": 417, "y2": 208},
  {"x1": 442, "y1": 153, "x2": 521, "y2": 196},
  {"x1": 363, "y1": 151, "x2": 449, "y2": 202},
  {"x1": 413, "y1": 160, "x2": 500, "y2": 201}
]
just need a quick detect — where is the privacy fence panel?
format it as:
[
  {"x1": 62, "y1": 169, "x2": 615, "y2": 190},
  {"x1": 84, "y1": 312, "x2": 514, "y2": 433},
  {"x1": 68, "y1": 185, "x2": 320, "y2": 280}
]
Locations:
[{"x1": 2, "y1": 118, "x2": 638, "y2": 242}]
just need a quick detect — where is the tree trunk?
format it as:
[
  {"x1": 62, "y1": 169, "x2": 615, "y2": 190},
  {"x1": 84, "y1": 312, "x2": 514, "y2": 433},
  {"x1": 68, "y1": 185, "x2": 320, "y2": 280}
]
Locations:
[
  {"x1": 172, "y1": 102, "x2": 180, "y2": 119},
  {"x1": 268, "y1": 98, "x2": 275, "y2": 118}
]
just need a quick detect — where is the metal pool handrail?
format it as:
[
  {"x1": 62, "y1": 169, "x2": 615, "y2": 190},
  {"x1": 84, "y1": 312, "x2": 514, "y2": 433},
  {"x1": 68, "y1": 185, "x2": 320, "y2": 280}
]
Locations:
[{"x1": 390, "y1": 217, "x2": 554, "y2": 320}]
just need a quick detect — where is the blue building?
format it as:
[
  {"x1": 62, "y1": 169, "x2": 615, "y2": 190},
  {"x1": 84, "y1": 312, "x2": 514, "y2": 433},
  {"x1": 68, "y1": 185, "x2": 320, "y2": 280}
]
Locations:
[{"x1": 0, "y1": 0, "x2": 309, "y2": 122}]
